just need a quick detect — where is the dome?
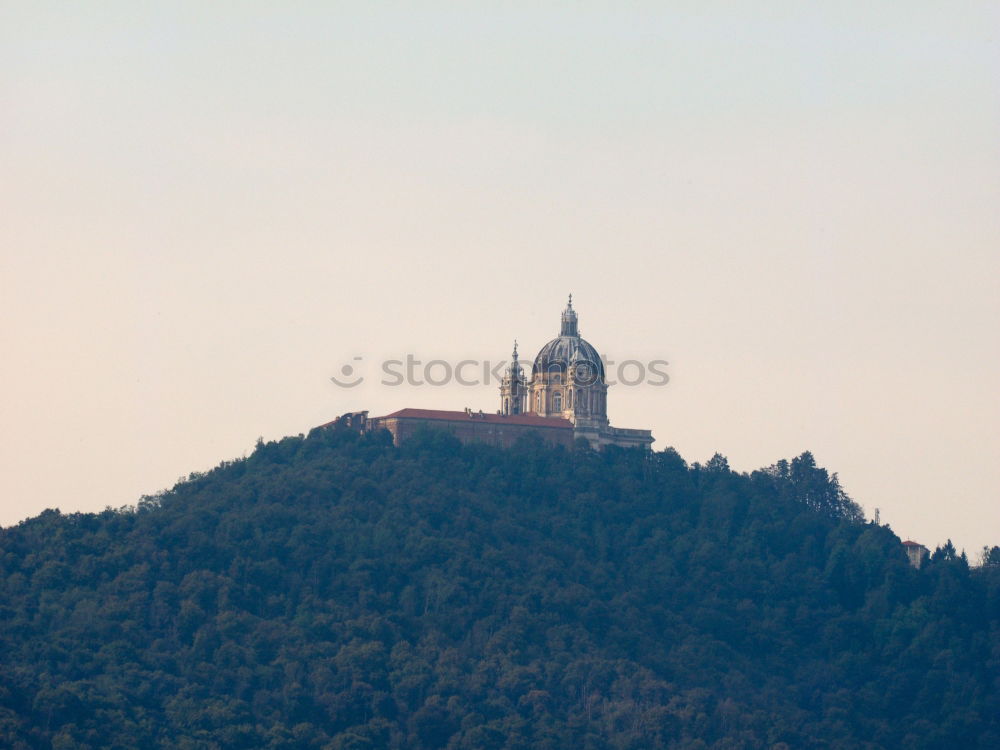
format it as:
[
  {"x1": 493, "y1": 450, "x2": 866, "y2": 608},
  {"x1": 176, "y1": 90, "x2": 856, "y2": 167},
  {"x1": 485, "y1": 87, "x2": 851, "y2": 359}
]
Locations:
[
  {"x1": 528, "y1": 296, "x2": 606, "y2": 382},
  {"x1": 531, "y1": 335, "x2": 605, "y2": 380}
]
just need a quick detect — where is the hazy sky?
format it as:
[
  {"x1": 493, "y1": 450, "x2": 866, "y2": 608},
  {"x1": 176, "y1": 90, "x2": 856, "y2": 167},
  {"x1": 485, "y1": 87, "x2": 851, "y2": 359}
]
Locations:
[{"x1": 2, "y1": 2, "x2": 998, "y2": 556}]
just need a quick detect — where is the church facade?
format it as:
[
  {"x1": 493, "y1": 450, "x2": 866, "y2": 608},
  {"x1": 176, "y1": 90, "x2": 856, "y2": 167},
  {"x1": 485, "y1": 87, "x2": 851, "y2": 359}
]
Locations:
[{"x1": 327, "y1": 298, "x2": 654, "y2": 450}]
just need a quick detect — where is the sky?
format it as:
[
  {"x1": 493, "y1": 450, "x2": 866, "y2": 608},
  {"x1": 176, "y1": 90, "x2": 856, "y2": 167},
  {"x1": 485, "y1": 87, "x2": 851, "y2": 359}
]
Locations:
[{"x1": 2, "y1": 2, "x2": 998, "y2": 557}]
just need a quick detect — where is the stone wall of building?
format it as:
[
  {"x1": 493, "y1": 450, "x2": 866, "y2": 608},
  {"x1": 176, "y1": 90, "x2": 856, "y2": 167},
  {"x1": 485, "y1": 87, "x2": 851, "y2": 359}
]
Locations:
[{"x1": 367, "y1": 409, "x2": 575, "y2": 449}]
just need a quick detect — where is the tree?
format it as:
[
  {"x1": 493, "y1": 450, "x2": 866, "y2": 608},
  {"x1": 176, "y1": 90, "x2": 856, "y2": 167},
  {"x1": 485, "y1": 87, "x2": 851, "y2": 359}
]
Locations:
[{"x1": 980, "y1": 545, "x2": 1000, "y2": 567}]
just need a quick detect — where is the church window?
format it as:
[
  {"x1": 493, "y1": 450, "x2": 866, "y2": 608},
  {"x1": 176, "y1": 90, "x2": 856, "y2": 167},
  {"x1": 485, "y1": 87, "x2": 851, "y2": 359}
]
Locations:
[{"x1": 553, "y1": 391, "x2": 562, "y2": 411}]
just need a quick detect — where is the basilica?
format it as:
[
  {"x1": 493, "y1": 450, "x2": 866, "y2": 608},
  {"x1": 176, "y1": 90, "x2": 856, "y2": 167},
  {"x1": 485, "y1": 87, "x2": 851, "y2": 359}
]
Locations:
[
  {"x1": 328, "y1": 298, "x2": 654, "y2": 450},
  {"x1": 497, "y1": 296, "x2": 653, "y2": 449}
]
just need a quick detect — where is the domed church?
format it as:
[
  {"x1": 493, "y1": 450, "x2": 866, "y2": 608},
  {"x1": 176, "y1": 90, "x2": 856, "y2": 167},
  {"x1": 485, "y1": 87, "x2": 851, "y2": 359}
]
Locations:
[
  {"x1": 500, "y1": 296, "x2": 653, "y2": 449},
  {"x1": 328, "y1": 298, "x2": 654, "y2": 450}
]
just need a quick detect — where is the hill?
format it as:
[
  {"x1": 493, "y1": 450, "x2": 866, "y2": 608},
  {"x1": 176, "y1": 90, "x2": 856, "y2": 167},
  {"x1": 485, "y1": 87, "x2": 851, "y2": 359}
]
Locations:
[{"x1": 1, "y1": 425, "x2": 998, "y2": 749}]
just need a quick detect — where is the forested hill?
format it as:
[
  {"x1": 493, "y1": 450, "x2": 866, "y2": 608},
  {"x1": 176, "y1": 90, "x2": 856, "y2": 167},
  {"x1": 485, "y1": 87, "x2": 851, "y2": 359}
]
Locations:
[{"x1": 1, "y1": 427, "x2": 998, "y2": 750}]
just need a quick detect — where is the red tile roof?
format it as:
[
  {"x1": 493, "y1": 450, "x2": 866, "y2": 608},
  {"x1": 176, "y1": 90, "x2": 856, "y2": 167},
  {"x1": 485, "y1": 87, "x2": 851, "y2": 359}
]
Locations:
[
  {"x1": 381, "y1": 408, "x2": 573, "y2": 429},
  {"x1": 902, "y1": 540, "x2": 927, "y2": 548}
]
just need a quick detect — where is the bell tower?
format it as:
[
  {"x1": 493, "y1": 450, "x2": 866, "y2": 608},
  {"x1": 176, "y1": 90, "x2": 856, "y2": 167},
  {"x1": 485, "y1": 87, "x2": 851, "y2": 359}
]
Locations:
[
  {"x1": 565, "y1": 337, "x2": 608, "y2": 432},
  {"x1": 499, "y1": 341, "x2": 526, "y2": 416}
]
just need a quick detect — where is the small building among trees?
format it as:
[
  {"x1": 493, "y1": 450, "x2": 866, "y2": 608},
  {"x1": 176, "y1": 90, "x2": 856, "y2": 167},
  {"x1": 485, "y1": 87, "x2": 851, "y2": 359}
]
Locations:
[{"x1": 902, "y1": 540, "x2": 929, "y2": 569}]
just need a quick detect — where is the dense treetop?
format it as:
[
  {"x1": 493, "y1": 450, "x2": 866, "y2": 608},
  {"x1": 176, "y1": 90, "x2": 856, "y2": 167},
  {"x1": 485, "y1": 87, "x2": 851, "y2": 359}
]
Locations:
[{"x1": 1, "y1": 425, "x2": 997, "y2": 749}]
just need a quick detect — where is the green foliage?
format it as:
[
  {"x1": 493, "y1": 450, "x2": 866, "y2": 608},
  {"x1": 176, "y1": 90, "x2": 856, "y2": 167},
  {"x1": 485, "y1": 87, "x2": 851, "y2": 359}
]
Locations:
[
  {"x1": 982, "y1": 546, "x2": 1000, "y2": 567},
  {"x1": 0, "y1": 427, "x2": 997, "y2": 749}
]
